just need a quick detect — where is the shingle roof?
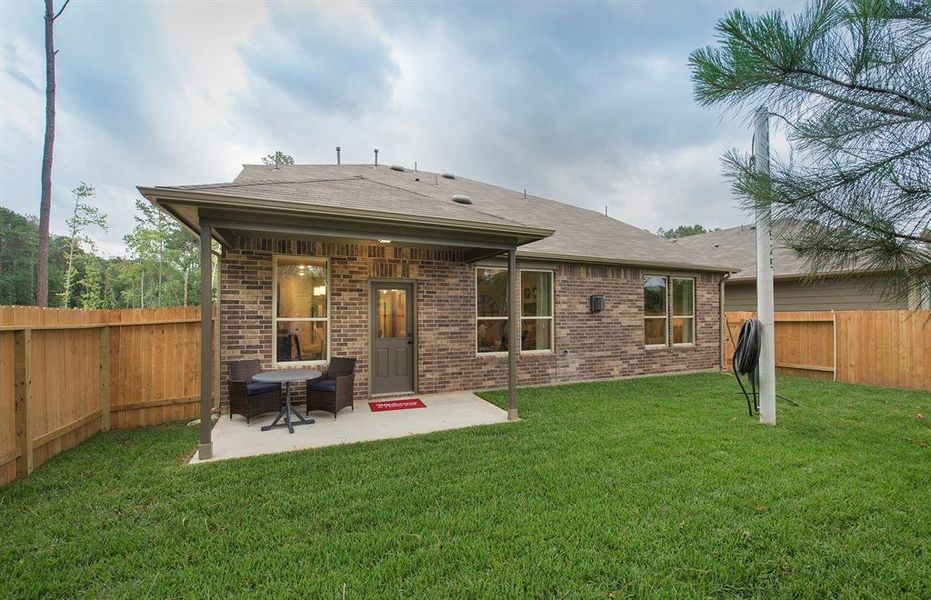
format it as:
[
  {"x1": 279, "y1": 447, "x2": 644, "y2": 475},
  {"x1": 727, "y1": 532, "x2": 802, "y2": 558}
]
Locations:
[
  {"x1": 670, "y1": 221, "x2": 878, "y2": 281},
  {"x1": 171, "y1": 174, "x2": 527, "y2": 229},
  {"x1": 159, "y1": 163, "x2": 736, "y2": 272}
]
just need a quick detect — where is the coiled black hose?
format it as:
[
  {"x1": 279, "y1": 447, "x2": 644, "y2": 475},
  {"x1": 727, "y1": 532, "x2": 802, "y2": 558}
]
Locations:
[
  {"x1": 733, "y1": 318, "x2": 763, "y2": 415},
  {"x1": 730, "y1": 318, "x2": 801, "y2": 416},
  {"x1": 733, "y1": 318, "x2": 763, "y2": 378}
]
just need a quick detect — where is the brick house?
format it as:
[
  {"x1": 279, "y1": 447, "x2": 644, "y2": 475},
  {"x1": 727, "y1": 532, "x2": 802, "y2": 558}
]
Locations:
[{"x1": 139, "y1": 163, "x2": 733, "y2": 459}]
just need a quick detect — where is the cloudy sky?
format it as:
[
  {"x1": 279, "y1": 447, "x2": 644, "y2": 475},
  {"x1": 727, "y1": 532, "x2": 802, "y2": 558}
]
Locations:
[{"x1": 1, "y1": 0, "x2": 800, "y2": 256}]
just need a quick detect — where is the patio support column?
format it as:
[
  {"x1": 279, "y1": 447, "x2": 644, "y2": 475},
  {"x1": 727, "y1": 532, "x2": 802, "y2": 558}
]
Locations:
[
  {"x1": 213, "y1": 250, "x2": 221, "y2": 412},
  {"x1": 198, "y1": 223, "x2": 213, "y2": 460},
  {"x1": 507, "y1": 247, "x2": 519, "y2": 420}
]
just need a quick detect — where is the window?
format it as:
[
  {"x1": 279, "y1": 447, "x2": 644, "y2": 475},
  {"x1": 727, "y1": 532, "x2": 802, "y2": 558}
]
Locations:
[
  {"x1": 644, "y1": 275, "x2": 667, "y2": 346},
  {"x1": 377, "y1": 289, "x2": 408, "y2": 338},
  {"x1": 476, "y1": 267, "x2": 554, "y2": 353},
  {"x1": 273, "y1": 256, "x2": 328, "y2": 364},
  {"x1": 672, "y1": 278, "x2": 695, "y2": 344},
  {"x1": 477, "y1": 268, "x2": 509, "y2": 353},
  {"x1": 521, "y1": 270, "x2": 553, "y2": 351}
]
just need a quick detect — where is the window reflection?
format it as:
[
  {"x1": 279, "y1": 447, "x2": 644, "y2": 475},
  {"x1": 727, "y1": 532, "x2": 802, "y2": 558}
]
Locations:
[
  {"x1": 378, "y1": 289, "x2": 407, "y2": 338},
  {"x1": 274, "y1": 257, "x2": 328, "y2": 363}
]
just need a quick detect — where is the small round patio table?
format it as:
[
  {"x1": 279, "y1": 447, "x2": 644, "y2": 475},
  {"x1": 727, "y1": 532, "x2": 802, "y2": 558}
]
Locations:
[{"x1": 253, "y1": 369, "x2": 321, "y2": 434}]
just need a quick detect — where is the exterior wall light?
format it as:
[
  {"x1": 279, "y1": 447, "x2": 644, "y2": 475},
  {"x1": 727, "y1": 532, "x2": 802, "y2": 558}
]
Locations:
[{"x1": 590, "y1": 294, "x2": 605, "y2": 313}]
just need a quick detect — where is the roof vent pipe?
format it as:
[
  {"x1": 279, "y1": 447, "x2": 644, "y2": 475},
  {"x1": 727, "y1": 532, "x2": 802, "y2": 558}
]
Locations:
[
  {"x1": 336, "y1": 146, "x2": 341, "y2": 165},
  {"x1": 374, "y1": 148, "x2": 379, "y2": 166}
]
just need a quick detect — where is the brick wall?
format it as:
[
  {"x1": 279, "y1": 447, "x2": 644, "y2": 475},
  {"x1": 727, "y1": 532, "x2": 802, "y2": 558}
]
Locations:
[{"x1": 219, "y1": 237, "x2": 722, "y2": 405}]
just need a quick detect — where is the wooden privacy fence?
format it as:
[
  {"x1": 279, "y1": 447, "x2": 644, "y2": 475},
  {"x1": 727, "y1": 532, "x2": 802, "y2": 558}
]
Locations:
[
  {"x1": 0, "y1": 306, "x2": 214, "y2": 487},
  {"x1": 724, "y1": 310, "x2": 931, "y2": 391}
]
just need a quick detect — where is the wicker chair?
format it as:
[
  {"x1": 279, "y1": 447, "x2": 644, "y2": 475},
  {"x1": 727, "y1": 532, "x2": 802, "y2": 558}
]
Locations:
[
  {"x1": 227, "y1": 359, "x2": 281, "y2": 424},
  {"x1": 305, "y1": 357, "x2": 356, "y2": 419}
]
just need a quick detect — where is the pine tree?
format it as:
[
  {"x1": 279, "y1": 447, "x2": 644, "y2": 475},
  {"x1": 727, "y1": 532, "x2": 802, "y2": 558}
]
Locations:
[
  {"x1": 124, "y1": 200, "x2": 171, "y2": 307},
  {"x1": 0, "y1": 208, "x2": 39, "y2": 304},
  {"x1": 59, "y1": 183, "x2": 107, "y2": 307},
  {"x1": 36, "y1": 0, "x2": 71, "y2": 307},
  {"x1": 690, "y1": 0, "x2": 930, "y2": 304},
  {"x1": 657, "y1": 224, "x2": 718, "y2": 239},
  {"x1": 261, "y1": 151, "x2": 295, "y2": 167},
  {"x1": 79, "y1": 258, "x2": 104, "y2": 309}
]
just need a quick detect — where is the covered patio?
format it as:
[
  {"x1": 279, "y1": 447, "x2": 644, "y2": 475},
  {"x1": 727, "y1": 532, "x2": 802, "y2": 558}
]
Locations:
[
  {"x1": 189, "y1": 391, "x2": 507, "y2": 463},
  {"x1": 139, "y1": 173, "x2": 552, "y2": 461}
]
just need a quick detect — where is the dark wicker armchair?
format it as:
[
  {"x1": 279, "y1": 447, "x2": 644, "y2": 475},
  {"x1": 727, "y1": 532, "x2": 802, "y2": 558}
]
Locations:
[
  {"x1": 306, "y1": 357, "x2": 356, "y2": 418},
  {"x1": 227, "y1": 359, "x2": 281, "y2": 424}
]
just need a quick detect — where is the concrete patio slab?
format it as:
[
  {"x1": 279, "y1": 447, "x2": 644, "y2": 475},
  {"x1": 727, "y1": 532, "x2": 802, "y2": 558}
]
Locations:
[{"x1": 189, "y1": 391, "x2": 508, "y2": 464}]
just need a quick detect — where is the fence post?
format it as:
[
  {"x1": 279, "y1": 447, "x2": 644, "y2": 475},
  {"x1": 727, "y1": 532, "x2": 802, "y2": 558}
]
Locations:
[
  {"x1": 831, "y1": 310, "x2": 837, "y2": 382},
  {"x1": 99, "y1": 326, "x2": 112, "y2": 431},
  {"x1": 14, "y1": 329, "x2": 34, "y2": 478}
]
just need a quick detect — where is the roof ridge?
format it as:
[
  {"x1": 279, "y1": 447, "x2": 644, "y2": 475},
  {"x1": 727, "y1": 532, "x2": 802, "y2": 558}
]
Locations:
[
  {"x1": 441, "y1": 172, "x2": 668, "y2": 235},
  {"x1": 242, "y1": 163, "x2": 374, "y2": 168},
  {"x1": 359, "y1": 175, "x2": 439, "y2": 200},
  {"x1": 173, "y1": 175, "x2": 364, "y2": 190},
  {"x1": 360, "y1": 175, "x2": 534, "y2": 229},
  {"x1": 241, "y1": 164, "x2": 664, "y2": 236}
]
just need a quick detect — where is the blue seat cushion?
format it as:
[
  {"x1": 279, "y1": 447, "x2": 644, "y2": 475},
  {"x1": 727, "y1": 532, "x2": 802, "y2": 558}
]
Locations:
[
  {"x1": 246, "y1": 382, "x2": 279, "y2": 396},
  {"x1": 308, "y1": 378, "x2": 337, "y2": 392}
]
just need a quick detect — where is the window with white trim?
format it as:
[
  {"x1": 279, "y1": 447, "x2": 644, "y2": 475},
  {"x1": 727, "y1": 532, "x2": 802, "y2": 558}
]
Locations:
[
  {"x1": 644, "y1": 275, "x2": 667, "y2": 346},
  {"x1": 477, "y1": 268, "x2": 509, "y2": 353},
  {"x1": 672, "y1": 277, "x2": 695, "y2": 344},
  {"x1": 274, "y1": 256, "x2": 328, "y2": 364},
  {"x1": 476, "y1": 267, "x2": 554, "y2": 353},
  {"x1": 521, "y1": 270, "x2": 553, "y2": 351}
]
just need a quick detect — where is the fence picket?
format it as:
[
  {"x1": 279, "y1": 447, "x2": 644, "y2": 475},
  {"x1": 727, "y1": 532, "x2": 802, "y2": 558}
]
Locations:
[
  {"x1": 0, "y1": 305, "x2": 926, "y2": 487},
  {"x1": 0, "y1": 306, "x2": 211, "y2": 486},
  {"x1": 725, "y1": 309, "x2": 930, "y2": 390}
]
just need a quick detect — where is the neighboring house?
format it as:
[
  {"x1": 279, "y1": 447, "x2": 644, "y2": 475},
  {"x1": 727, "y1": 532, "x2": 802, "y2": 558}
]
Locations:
[
  {"x1": 672, "y1": 223, "x2": 924, "y2": 311},
  {"x1": 139, "y1": 163, "x2": 734, "y2": 456}
]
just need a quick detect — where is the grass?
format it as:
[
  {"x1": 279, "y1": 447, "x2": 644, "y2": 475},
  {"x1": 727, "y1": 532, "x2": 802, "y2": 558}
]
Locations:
[{"x1": 1, "y1": 373, "x2": 929, "y2": 598}]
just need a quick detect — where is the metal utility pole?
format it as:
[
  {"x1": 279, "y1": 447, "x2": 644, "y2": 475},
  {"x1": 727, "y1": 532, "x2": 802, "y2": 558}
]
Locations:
[{"x1": 754, "y1": 106, "x2": 776, "y2": 425}]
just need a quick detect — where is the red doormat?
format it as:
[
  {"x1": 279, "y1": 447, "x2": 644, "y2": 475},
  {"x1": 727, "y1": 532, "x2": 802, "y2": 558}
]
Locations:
[{"x1": 368, "y1": 398, "x2": 427, "y2": 412}]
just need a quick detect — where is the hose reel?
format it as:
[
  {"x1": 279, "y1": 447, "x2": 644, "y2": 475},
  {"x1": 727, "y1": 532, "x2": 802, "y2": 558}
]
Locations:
[{"x1": 730, "y1": 317, "x2": 800, "y2": 416}]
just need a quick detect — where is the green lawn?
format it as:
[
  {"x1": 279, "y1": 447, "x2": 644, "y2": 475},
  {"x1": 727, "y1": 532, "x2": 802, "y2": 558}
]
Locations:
[{"x1": 1, "y1": 373, "x2": 929, "y2": 598}]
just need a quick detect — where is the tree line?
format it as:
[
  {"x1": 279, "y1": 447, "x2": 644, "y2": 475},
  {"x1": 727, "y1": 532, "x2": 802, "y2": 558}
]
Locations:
[
  {"x1": 2, "y1": 147, "x2": 296, "y2": 308},
  {"x1": 0, "y1": 186, "x2": 201, "y2": 308}
]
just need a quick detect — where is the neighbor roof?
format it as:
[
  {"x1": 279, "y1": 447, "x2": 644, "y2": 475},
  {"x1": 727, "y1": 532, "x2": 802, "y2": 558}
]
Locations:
[
  {"x1": 671, "y1": 222, "x2": 878, "y2": 282},
  {"x1": 145, "y1": 164, "x2": 736, "y2": 273}
]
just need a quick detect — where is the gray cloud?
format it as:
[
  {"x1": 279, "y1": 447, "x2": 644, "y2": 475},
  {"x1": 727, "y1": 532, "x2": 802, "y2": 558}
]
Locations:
[
  {"x1": 358, "y1": 0, "x2": 803, "y2": 224},
  {"x1": 238, "y1": 4, "x2": 400, "y2": 115},
  {"x1": 0, "y1": 0, "x2": 805, "y2": 254},
  {"x1": 1, "y1": 42, "x2": 41, "y2": 93},
  {"x1": 54, "y1": 3, "x2": 182, "y2": 158}
]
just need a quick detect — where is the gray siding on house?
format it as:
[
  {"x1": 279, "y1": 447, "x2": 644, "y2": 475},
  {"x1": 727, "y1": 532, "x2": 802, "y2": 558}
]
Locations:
[{"x1": 725, "y1": 275, "x2": 908, "y2": 311}]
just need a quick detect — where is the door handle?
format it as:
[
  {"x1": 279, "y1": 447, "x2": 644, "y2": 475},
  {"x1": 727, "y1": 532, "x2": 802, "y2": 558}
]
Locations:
[{"x1": 407, "y1": 333, "x2": 413, "y2": 345}]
